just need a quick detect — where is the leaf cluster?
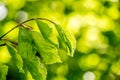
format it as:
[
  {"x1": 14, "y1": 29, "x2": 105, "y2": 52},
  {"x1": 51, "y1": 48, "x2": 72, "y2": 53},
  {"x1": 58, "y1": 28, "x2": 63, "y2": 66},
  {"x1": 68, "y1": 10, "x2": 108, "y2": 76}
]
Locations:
[{"x1": 0, "y1": 18, "x2": 76, "y2": 80}]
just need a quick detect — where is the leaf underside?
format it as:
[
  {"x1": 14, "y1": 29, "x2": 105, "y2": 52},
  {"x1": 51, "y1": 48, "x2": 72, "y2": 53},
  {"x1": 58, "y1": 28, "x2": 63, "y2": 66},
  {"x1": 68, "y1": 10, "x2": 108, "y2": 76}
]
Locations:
[
  {"x1": 0, "y1": 19, "x2": 76, "y2": 80},
  {"x1": 18, "y1": 27, "x2": 47, "y2": 80},
  {"x1": 0, "y1": 63, "x2": 8, "y2": 80}
]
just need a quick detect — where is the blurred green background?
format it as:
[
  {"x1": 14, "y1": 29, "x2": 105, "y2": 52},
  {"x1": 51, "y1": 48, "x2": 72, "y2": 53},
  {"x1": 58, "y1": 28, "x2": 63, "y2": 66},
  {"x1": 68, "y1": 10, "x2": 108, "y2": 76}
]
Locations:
[{"x1": 0, "y1": 0, "x2": 120, "y2": 80}]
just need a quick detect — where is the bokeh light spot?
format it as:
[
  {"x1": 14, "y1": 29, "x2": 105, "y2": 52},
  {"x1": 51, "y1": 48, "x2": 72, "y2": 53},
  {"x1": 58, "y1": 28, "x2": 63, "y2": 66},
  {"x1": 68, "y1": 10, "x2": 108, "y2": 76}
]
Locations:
[
  {"x1": 15, "y1": 11, "x2": 28, "y2": 23},
  {"x1": 0, "y1": 4, "x2": 8, "y2": 21},
  {"x1": 0, "y1": 46, "x2": 11, "y2": 63},
  {"x1": 67, "y1": 13, "x2": 83, "y2": 34},
  {"x1": 79, "y1": 54, "x2": 100, "y2": 70},
  {"x1": 107, "y1": 6, "x2": 119, "y2": 20},
  {"x1": 111, "y1": 61, "x2": 120, "y2": 75},
  {"x1": 85, "y1": 54, "x2": 100, "y2": 68},
  {"x1": 3, "y1": 21, "x2": 18, "y2": 40},
  {"x1": 51, "y1": 76, "x2": 67, "y2": 80},
  {"x1": 6, "y1": 0, "x2": 26, "y2": 9},
  {"x1": 83, "y1": 71, "x2": 95, "y2": 80}
]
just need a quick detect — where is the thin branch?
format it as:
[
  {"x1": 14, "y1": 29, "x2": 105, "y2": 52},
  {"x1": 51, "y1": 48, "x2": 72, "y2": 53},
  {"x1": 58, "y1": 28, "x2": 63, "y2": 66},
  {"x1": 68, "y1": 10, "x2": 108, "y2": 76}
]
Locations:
[
  {"x1": 0, "y1": 43, "x2": 6, "y2": 46},
  {"x1": 0, "y1": 18, "x2": 57, "y2": 39},
  {"x1": 20, "y1": 18, "x2": 57, "y2": 25},
  {"x1": 0, "y1": 25, "x2": 18, "y2": 40}
]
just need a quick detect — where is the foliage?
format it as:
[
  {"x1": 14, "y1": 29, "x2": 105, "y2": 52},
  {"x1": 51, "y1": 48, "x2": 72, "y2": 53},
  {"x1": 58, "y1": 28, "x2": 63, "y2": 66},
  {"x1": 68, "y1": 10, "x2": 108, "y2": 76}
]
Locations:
[
  {"x1": 0, "y1": 0, "x2": 120, "y2": 80},
  {"x1": 0, "y1": 19, "x2": 76, "y2": 80}
]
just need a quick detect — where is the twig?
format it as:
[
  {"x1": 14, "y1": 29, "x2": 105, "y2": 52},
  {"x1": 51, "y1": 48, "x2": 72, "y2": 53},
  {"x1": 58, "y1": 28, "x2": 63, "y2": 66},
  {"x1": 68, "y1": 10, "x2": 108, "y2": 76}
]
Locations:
[{"x1": 0, "y1": 18, "x2": 57, "y2": 40}]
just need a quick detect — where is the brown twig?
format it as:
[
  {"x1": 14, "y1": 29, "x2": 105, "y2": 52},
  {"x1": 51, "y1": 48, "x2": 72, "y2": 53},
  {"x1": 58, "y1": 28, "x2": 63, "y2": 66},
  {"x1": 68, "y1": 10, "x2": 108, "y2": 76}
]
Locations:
[{"x1": 0, "y1": 18, "x2": 57, "y2": 40}]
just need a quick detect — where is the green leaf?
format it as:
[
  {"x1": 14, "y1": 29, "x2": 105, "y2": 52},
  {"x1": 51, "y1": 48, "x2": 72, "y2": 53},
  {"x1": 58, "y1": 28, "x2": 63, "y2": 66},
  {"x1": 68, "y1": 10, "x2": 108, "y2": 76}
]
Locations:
[
  {"x1": 36, "y1": 20, "x2": 58, "y2": 47},
  {"x1": 23, "y1": 57, "x2": 46, "y2": 80},
  {"x1": 0, "y1": 63, "x2": 8, "y2": 80},
  {"x1": 31, "y1": 31, "x2": 61, "y2": 64},
  {"x1": 6, "y1": 43, "x2": 24, "y2": 73},
  {"x1": 55, "y1": 24, "x2": 76, "y2": 57},
  {"x1": 36, "y1": 20, "x2": 52, "y2": 39},
  {"x1": 38, "y1": 59, "x2": 47, "y2": 80},
  {"x1": 65, "y1": 31, "x2": 76, "y2": 56},
  {"x1": 18, "y1": 27, "x2": 36, "y2": 60},
  {"x1": 18, "y1": 27, "x2": 47, "y2": 80}
]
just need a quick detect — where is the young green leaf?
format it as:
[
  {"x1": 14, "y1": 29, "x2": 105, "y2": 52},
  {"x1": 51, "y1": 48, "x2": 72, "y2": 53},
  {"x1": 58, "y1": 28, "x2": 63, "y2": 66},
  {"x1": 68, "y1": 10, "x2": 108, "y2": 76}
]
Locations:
[
  {"x1": 38, "y1": 59, "x2": 47, "y2": 80},
  {"x1": 23, "y1": 57, "x2": 46, "y2": 80},
  {"x1": 55, "y1": 24, "x2": 76, "y2": 57},
  {"x1": 65, "y1": 31, "x2": 76, "y2": 56},
  {"x1": 31, "y1": 31, "x2": 61, "y2": 64},
  {"x1": 36, "y1": 20, "x2": 58, "y2": 47},
  {"x1": 36, "y1": 20, "x2": 52, "y2": 39},
  {"x1": 6, "y1": 43, "x2": 24, "y2": 73},
  {"x1": 0, "y1": 63, "x2": 8, "y2": 80},
  {"x1": 18, "y1": 27, "x2": 36, "y2": 60},
  {"x1": 18, "y1": 27, "x2": 47, "y2": 79}
]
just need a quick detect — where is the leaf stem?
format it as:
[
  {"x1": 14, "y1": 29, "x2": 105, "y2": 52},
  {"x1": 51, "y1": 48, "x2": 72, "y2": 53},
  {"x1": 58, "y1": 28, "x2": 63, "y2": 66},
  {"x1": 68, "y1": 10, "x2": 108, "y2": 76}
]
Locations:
[{"x1": 0, "y1": 18, "x2": 57, "y2": 40}]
